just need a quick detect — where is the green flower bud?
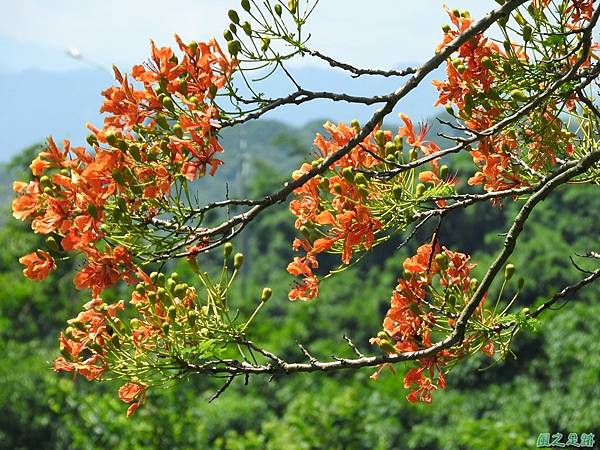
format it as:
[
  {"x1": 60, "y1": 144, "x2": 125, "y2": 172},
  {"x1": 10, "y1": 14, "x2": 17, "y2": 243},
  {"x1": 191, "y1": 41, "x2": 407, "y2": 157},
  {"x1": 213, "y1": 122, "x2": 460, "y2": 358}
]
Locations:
[
  {"x1": 403, "y1": 270, "x2": 413, "y2": 280},
  {"x1": 342, "y1": 167, "x2": 355, "y2": 182},
  {"x1": 224, "y1": 29, "x2": 234, "y2": 41},
  {"x1": 261, "y1": 287, "x2": 273, "y2": 302},
  {"x1": 87, "y1": 203, "x2": 98, "y2": 218},
  {"x1": 46, "y1": 236, "x2": 60, "y2": 252},
  {"x1": 481, "y1": 56, "x2": 494, "y2": 70},
  {"x1": 168, "y1": 305, "x2": 177, "y2": 320},
  {"x1": 333, "y1": 183, "x2": 343, "y2": 194},
  {"x1": 452, "y1": 8, "x2": 460, "y2": 17},
  {"x1": 172, "y1": 123, "x2": 183, "y2": 138},
  {"x1": 174, "y1": 284, "x2": 187, "y2": 299},
  {"x1": 166, "y1": 278, "x2": 176, "y2": 293},
  {"x1": 288, "y1": 0, "x2": 297, "y2": 14},
  {"x1": 456, "y1": 64, "x2": 466, "y2": 73},
  {"x1": 135, "y1": 283, "x2": 146, "y2": 294},
  {"x1": 504, "y1": 263, "x2": 516, "y2": 280},
  {"x1": 442, "y1": 23, "x2": 451, "y2": 33},
  {"x1": 241, "y1": 0, "x2": 251, "y2": 11},
  {"x1": 162, "y1": 323, "x2": 170, "y2": 335},
  {"x1": 188, "y1": 41, "x2": 198, "y2": 54},
  {"x1": 416, "y1": 183, "x2": 426, "y2": 196},
  {"x1": 522, "y1": 25, "x2": 532, "y2": 42},
  {"x1": 354, "y1": 173, "x2": 368, "y2": 186},
  {"x1": 470, "y1": 278, "x2": 479, "y2": 291},
  {"x1": 513, "y1": 11, "x2": 527, "y2": 26},
  {"x1": 521, "y1": 307, "x2": 530, "y2": 315},
  {"x1": 228, "y1": 9, "x2": 240, "y2": 24},
  {"x1": 228, "y1": 40, "x2": 242, "y2": 56},
  {"x1": 461, "y1": 10, "x2": 470, "y2": 18},
  {"x1": 150, "y1": 272, "x2": 159, "y2": 282},
  {"x1": 350, "y1": 119, "x2": 360, "y2": 132},
  {"x1": 128, "y1": 144, "x2": 141, "y2": 162},
  {"x1": 157, "y1": 273, "x2": 166, "y2": 286},
  {"x1": 161, "y1": 96, "x2": 175, "y2": 112},
  {"x1": 439, "y1": 165, "x2": 449, "y2": 180},
  {"x1": 435, "y1": 253, "x2": 448, "y2": 269},
  {"x1": 241, "y1": 21, "x2": 252, "y2": 36},
  {"x1": 274, "y1": 3, "x2": 283, "y2": 16},
  {"x1": 224, "y1": 242, "x2": 233, "y2": 257},
  {"x1": 518, "y1": 277, "x2": 525, "y2": 289},
  {"x1": 64, "y1": 326, "x2": 75, "y2": 340},
  {"x1": 86, "y1": 134, "x2": 98, "y2": 146},
  {"x1": 229, "y1": 23, "x2": 237, "y2": 33},
  {"x1": 510, "y1": 89, "x2": 528, "y2": 102},
  {"x1": 261, "y1": 37, "x2": 271, "y2": 53},
  {"x1": 409, "y1": 148, "x2": 418, "y2": 161},
  {"x1": 130, "y1": 319, "x2": 141, "y2": 330},
  {"x1": 188, "y1": 310, "x2": 198, "y2": 326},
  {"x1": 384, "y1": 141, "x2": 396, "y2": 157},
  {"x1": 234, "y1": 252, "x2": 244, "y2": 270},
  {"x1": 375, "y1": 130, "x2": 385, "y2": 147},
  {"x1": 110, "y1": 334, "x2": 121, "y2": 349},
  {"x1": 392, "y1": 185, "x2": 403, "y2": 200}
]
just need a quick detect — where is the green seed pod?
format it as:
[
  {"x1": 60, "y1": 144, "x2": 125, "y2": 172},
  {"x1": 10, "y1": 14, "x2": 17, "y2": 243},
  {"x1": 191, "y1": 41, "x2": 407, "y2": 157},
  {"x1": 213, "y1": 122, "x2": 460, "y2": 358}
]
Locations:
[
  {"x1": 502, "y1": 61, "x2": 513, "y2": 75},
  {"x1": 241, "y1": 0, "x2": 251, "y2": 11},
  {"x1": 416, "y1": 183, "x2": 426, "y2": 196},
  {"x1": 261, "y1": 287, "x2": 273, "y2": 302},
  {"x1": 224, "y1": 29, "x2": 234, "y2": 41},
  {"x1": 241, "y1": 21, "x2": 252, "y2": 36},
  {"x1": 504, "y1": 263, "x2": 516, "y2": 280},
  {"x1": 234, "y1": 252, "x2": 244, "y2": 270},
  {"x1": 224, "y1": 242, "x2": 233, "y2": 257},
  {"x1": 274, "y1": 3, "x2": 283, "y2": 16},
  {"x1": 173, "y1": 123, "x2": 183, "y2": 138},
  {"x1": 228, "y1": 9, "x2": 240, "y2": 24}
]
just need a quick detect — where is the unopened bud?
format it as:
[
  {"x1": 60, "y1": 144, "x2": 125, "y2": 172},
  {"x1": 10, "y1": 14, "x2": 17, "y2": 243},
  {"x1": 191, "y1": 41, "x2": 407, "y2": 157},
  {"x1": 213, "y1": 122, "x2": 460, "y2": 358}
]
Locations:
[
  {"x1": 234, "y1": 252, "x2": 244, "y2": 270},
  {"x1": 172, "y1": 123, "x2": 183, "y2": 138},
  {"x1": 224, "y1": 242, "x2": 233, "y2": 257},
  {"x1": 375, "y1": 130, "x2": 385, "y2": 147},
  {"x1": 504, "y1": 263, "x2": 516, "y2": 280},
  {"x1": 228, "y1": 9, "x2": 240, "y2": 24},
  {"x1": 241, "y1": 0, "x2": 251, "y2": 11},
  {"x1": 274, "y1": 3, "x2": 283, "y2": 15},
  {"x1": 261, "y1": 287, "x2": 273, "y2": 302},
  {"x1": 416, "y1": 183, "x2": 426, "y2": 196}
]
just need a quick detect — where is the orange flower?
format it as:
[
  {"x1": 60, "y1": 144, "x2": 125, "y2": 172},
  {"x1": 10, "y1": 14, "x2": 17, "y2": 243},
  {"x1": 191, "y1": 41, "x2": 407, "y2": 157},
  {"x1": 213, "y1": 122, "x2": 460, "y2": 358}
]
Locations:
[
  {"x1": 19, "y1": 250, "x2": 55, "y2": 281},
  {"x1": 118, "y1": 382, "x2": 147, "y2": 416}
]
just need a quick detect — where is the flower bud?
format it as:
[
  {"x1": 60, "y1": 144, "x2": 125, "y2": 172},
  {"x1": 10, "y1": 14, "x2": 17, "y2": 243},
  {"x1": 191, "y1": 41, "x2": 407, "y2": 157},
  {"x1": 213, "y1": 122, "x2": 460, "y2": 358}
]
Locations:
[
  {"x1": 110, "y1": 334, "x2": 121, "y2": 349},
  {"x1": 228, "y1": 40, "x2": 242, "y2": 56},
  {"x1": 333, "y1": 183, "x2": 343, "y2": 194},
  {"x1": 409, "y1": 148, "x2": 418, "y2": 161},
  {"x1": 224, "y1": 242, "x2": 233, "y2": 258},
  {"x1": 161, "y1": 96, "x2": 175, "y2": 112},
  {"x1": 188, "y1": 310, "x2": 198, "y2": 326},
  {"x1": 234, "y1": 252, "x2": 244, "y2": 270},
  {"x1": 392, "y1": 185, "x2": 403, "y2": 200},
  {"x1": 470, "y1": 278, "x2": 479, "y2": 291},
  {"x1": 384, "y1": 141, "x2": 396, "y2": 157},
  {"x1": 162, "y1": 323, "x2": 170, "y2": 335},
  {"x1": 228, "y1": 9, "x2": 240, "y2": 23},
  {"x1": 416, "y1": 183, "x2": 426, "y2": 196},
  {"x1": 105, "y1": 132, "x2": 118, "y2": 147},
  {"x1": 130, "y1": 319, "x2": 141, "y2": 330},
  {"x1": 510, "y1": 89, "x2": 528, "y2": 102},
  {"x1": 261, "y1": 37, "x2": 271, "y2": 53},
  {"x1": 168, "y1": 305, "x2": 177, "y2": 320},
  {"x1": 261, "y1": 287, "x2": 273, "y2": 302},
  {"x1": 173, "y1": 123, "x2": 183, "y2": 138},
  {"x1": 451, "y1": 8, "x2": 460, "y2": 17},
  {"x1": 442, "y1": 23, "x2": 451, "y2": 33},
  {"x1": 274, "y1": 3, "x2": 283, "y2": 15},
  {"x1": 188, "y1": 41, "x2": 198, "y2": 54},
  {"x1": 174, "y1": 284, "x2": 188, "y2": 299},
  {"x1": 375, "y1": 130, "x2": 385, "y2": 148},
  {"x1": 403, "y1": 270, "x2": 412, "y2": 280},
  {"x1": 46, "y1": 236, "x2": 60, "y2": 252},
  {"x1": 288, "y1": 0, "x2": 297, "y2": 14},
  {"x1": 354, "y1": 173, "x2": 368, "y2": 186},
  {"x1": 224, "y1": 29, "x2": 234, "y2": 41},
  {"x1": 86, "y1": 134, "x2": 98, "y2": 146},
  {"x1": 521, "y1": 307, "x2": 530, "y2": 315},
  {"x1": 522, "y1": 25, "x2": 532, "y2": 42},
  {"x1": 241, "y1": 0, "x2": 251, "y2": 11},
  {"x1": 241, "y1": 21, "x2": 252, "y2": 36},
  {"x1": 439, "y1": 165, "x2": 449, "y2": 180},
  {"x1": 504, "y1": 263, "x2": 516, "y2": 280},
  {"x1": 435, "y1": 253, "x2": 448, "y2": 269},
  {"x1": 342, "y1": 167, "x2": 355, "y2": 182},
  {"x1": 518, "y1": 277, "x2": 525, "y2": 289}
]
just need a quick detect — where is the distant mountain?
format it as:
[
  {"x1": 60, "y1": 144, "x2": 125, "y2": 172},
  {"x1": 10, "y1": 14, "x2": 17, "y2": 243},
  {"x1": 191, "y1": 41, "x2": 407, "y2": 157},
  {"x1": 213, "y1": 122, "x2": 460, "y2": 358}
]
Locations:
[{"x1": 0, "y1": 63, "x2": 443, "y2": 161}]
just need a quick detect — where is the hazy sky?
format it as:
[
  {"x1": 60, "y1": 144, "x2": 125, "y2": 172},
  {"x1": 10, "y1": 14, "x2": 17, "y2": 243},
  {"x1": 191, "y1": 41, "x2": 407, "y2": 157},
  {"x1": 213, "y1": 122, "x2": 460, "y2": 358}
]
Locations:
[{"x1": 1, "y1": 1, "x2": 492, "y2": 73}]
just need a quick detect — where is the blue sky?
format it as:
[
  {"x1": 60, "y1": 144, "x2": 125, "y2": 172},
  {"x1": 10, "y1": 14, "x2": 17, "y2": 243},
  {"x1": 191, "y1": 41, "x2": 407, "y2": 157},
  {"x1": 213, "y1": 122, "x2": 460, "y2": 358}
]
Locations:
[{"x1": 1, "y1": 1, "x2": 491, "y2": 73}]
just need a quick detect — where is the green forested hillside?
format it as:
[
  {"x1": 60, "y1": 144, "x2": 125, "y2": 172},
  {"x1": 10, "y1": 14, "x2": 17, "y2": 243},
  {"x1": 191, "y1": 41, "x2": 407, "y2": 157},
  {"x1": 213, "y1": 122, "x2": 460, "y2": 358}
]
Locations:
[{"x1": 0, "y1": 121, "x2": 598, "y2": 450}]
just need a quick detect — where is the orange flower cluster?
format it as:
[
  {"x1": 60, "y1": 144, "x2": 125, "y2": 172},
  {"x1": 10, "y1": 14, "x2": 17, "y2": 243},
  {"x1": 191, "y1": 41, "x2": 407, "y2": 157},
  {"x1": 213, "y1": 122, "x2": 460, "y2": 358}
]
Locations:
[
  {"x1": 371, "y1": 243, "x2": 484, "y2": 403},
  {"x1": 287, "y1": 122, "x2": 386, "y2": 301},
  {"x1": 12, "y1": 36, "x2": 236, "y2": 294},
  {"x1": 54, "y1": 298, "x2": 124, "y2": 382}
]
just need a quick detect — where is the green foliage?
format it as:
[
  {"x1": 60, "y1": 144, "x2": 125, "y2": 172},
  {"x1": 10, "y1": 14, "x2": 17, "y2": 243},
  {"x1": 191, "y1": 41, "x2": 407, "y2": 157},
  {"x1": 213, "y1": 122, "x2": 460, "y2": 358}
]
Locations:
[{"x1": 1, "y1": 133, "x2": 599, "y2": 449}]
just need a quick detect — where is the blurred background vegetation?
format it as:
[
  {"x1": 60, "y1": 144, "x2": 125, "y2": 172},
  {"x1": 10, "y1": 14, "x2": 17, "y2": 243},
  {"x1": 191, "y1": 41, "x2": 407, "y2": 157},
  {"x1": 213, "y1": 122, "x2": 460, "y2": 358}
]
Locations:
[{"x1": 0, "y1": 119, "x2": 599, "y2": 450}]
